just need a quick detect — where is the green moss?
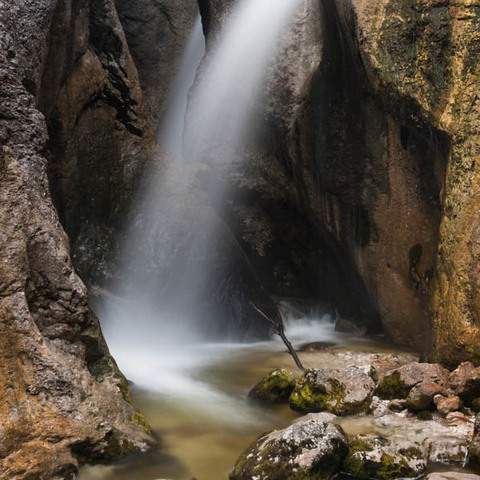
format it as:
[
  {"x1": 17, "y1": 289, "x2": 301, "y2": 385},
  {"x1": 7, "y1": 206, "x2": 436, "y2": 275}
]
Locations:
[
  {"x1": 376, "y1": 371, "x2": 411, "y2": 399},
  {"x1": 133, "y1": 409, "x2": 152, "y2": 435},
  {"x1": 102, "y1": 434, "x2": 136, "y2": 459},
  {"x1": 249, "y1": 369, "x2": 296, "y2": 403},
  {"x1": 344, "y1": 436, "x2": 424, "y2": 480}
]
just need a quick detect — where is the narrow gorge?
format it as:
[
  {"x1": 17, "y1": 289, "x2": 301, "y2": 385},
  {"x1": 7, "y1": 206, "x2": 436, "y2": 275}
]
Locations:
[{"x1": 0, "y1": 0, "x2": 479, "y2": 479}]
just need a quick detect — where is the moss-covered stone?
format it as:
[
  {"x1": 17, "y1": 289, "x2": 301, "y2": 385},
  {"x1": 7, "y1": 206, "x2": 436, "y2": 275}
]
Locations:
[
  {"x1": 289, "y1": 367, "x2": 375, "y2": 415},
  {"x1": 229, "y1": 418, "x2": 348, "y2": 480},
  {"x1": 248, "y1": 369, "x2": 296, "y2": 403},
  {"x1": 343, "y1": 435, "x2": 427, "y2": 480}
]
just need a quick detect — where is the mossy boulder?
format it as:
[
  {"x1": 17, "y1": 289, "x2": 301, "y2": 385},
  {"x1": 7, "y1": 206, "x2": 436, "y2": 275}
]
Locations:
[
  {"x1": 289, "y1": 366, "x2": 375, "y2": 415},
  {"x1": 229, "y1": 418, "x2": 348, "y2": 480},
  {"x1": 248, "y1": 369, "x2": 296, "y2": 403},
  {"x1": 376, "y1": 363, "x2": 449, "y2": 400},
  {"x1": 343, "y1": 435, "x2": 427, "y2": 480}
]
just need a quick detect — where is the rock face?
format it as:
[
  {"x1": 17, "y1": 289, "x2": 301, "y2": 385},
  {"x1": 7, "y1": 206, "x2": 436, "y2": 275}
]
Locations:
[
  {"x1": 38, "y1": 0, "x2": 158, "y2": 287},
  {"x1": 343, "y1": 435, "x2": 427, "y2": 480},
  {"x1": 290, "y1": 366, "x2": 375, "y2": 415},
  {"x1": 229, "y1": 418, "x2": 349, "y2": 480},
  {"x1": 333, "y1": 0, "x2": 480, "y2": 364},
  {"x1": 187, "y1": 0, "x2": 383, "y2": 332},
  {"x1": 114, "y1": 0, "x2": 199, "y2": 126},
  {"x1": 0, "y1": 0, "x2": 153, "y2": 478}
]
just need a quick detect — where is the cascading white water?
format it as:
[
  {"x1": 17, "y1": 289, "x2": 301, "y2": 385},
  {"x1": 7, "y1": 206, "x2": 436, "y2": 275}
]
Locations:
[
  {"x1": 100, "y1": 0, "x2": 302, "y2": 425},
  {"x1": 184, "y1": 0, "x2": 301, "y2": 160},
  {"x1": 157, "y1": 17, "x2": 205, "y2": 158}
]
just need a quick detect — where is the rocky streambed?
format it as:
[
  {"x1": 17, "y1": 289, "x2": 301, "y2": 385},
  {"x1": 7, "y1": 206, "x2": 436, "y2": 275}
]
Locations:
[
  {"x1": 232, "y1": 357, "x2": 480, "y2": 480},
  {"x1": 77, "y1": 319, "x2": 480, "y2": 480}
]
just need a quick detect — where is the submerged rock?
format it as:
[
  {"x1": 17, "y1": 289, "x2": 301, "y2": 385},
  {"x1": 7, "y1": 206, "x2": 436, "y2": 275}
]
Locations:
[
  {"x1": 289, "y1": 366, "x2": 375, "y2": 415},
  {"x1": 343, "y1": 435, "x2": 427, "y2": 480},
  {"x1": 229, "y1": 418, "x2": 348, "y2": 480},
  {"x1": 376, "y1": 363, "x2": 449, "y2": 400},
  {"x1": 248, "y1": 369, "x2": 296, "y2": 403}
]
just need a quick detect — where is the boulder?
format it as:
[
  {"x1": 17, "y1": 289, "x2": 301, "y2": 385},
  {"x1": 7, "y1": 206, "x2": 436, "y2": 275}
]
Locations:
[
  {"x1": 343, "y1": 435, "x2": 427, "y2": 480},
  {"x1": 406, "y1": 382, "x2": 445, "y2": 411},
  {"x1": 449, "y1": 363, "x2": 480, "y2": 405},
  {"x1": 437, "y1": 396, "x2": 463, "y2": 416},
  {"x1": 229, "y1": 418, "x2": 348, "y2": 480},
  {"x1": 374, "y1": 413, "x2": 472, "y2": 466},
  {"x1": 376, "y1": 363, "x2": 449, "y2": 400},
  {"x1": 248, "y1": 369, "x2": 296, "y2": 403},
  {"x1": 289, "y1": 366, "x2": 375, "y2": 415}
]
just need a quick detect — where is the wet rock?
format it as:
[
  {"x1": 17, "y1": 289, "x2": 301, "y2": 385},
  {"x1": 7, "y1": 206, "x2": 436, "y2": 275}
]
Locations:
[
  {"x1": 343, "y1": 435, "x2": 427, "y2": 480},
  {"x1": 229, "y1": 418, "x2": 348, "y2": 480},
  {"x1": 293, "y1": 412, "x2": 338, "y2": 424},
  {"x1": 406, "y1": 382, "x2": 445, "y2": 411},
  {"x1": 248, "y1": 369, "x2": 296, "y2": 403},
  {"x1": 449, "y1": 363, "x2": 480, "y2": 405},
  {"x1": 376, "y1": 363, "x2": 449, "y2": 400},
  {"x1": 289, "y1": 366, "x2": 375, "y2": 415},
  {"x1": 437, "y1": 396, "x2": 463, "y2": 416}
]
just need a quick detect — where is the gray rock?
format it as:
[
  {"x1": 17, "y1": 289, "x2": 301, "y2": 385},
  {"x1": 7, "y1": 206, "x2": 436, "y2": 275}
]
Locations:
[
  {"x1": 289, "y1": 366, "x2": 375, "y2": 415},
  {"x1": 229, "y1": 418, "x2": 348, "y2": 480},
  {"x1": 343, "y1": 434, "x2": 427, "y2": 480}
]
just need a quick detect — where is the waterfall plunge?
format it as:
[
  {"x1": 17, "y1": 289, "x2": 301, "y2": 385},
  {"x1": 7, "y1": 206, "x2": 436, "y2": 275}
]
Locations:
[{"x1": 100, "y1": 0, "x2": 301, "y2": 397}]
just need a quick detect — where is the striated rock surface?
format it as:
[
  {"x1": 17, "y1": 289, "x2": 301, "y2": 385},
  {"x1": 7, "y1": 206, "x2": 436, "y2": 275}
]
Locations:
[
  {"x1": 0, "y1": 0, "x2": 153, "y2": 478},
  {"x1": 229, "y1": 418, "x2": 348, "y2": 480},
  {"x1": 290, "y1": 366, "x2": 375, "y2": 415}
]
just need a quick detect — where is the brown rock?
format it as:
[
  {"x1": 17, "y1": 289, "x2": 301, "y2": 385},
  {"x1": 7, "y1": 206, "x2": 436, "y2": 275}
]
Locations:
[
  {"x1": 448, "y1": 362, "x2": 480, "y2": 404},
  {"x1": 0, "y1": 1, "x2": 154, "y2": 479},
  {"x1": 376, "y1": 362, "x2": 450, "y2": 399},
  {"x1": 406, "y1": 382, "x2": 445, "y2": 411},
  {"x1": 437, "y1": 396, "x2": 463, "y2": 416},
  {"x1": 472, "y1": 398, "x2": 480, "y2": 413}
]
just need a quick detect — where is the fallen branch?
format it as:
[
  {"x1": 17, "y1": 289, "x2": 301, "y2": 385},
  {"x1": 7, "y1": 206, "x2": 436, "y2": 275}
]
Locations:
[{"x1": 250, "y1": 302, "x2": 305, "y2": 371}]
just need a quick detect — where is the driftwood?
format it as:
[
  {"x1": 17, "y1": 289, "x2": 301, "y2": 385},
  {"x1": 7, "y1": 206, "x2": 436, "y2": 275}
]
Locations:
[{"x1": 250, "y1": 302, "x2": 305, "y2": 371}]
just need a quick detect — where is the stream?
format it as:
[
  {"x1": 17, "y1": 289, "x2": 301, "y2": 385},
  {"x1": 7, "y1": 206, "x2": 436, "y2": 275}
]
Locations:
[{"x1": 78, "y1": 313, "x2": 419, "y2": 480}]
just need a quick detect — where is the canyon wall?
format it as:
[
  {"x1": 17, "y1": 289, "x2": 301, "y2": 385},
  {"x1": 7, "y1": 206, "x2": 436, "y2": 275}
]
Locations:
[{"x1": 0, "y1": 1, "x2": 155, "y2": 478}]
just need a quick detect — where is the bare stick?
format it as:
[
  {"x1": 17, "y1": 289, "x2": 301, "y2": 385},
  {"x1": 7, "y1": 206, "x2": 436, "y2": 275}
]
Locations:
[{"x1": 250, "y1": 302, "x2": 305, "y2": 371}]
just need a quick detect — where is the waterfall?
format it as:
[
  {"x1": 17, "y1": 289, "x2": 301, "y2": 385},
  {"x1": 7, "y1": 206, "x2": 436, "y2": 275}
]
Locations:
[
  {"x1": 99, "y1": 0, "x2": 301, "y2": 397},
  {"x1": 157, "y1": 17, "x2": 205, "y2": 158}
]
